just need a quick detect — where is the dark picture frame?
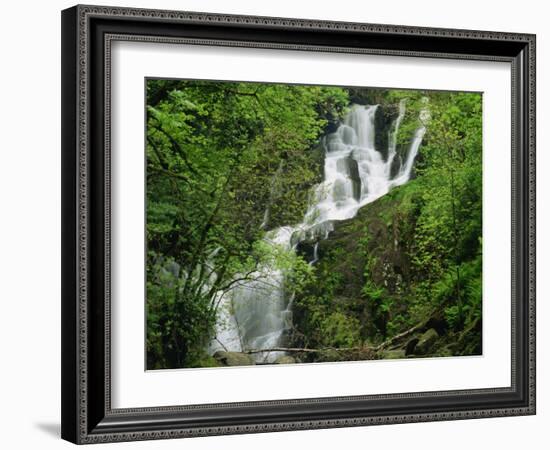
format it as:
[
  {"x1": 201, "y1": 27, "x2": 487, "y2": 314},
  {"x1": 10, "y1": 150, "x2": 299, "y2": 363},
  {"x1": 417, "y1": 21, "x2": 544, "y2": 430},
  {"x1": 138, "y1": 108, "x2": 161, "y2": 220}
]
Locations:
[{"x1": 61, "y1": 4, "x2": 536, "y2": 444}]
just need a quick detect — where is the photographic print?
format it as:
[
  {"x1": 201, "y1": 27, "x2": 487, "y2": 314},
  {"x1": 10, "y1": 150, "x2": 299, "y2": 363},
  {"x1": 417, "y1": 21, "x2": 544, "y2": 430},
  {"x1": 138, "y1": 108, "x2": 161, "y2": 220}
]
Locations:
[
  {"x1": 61, "y1": 8, "x2": 535, "y2": 442},
  {"x1": 145, "y1": 79, "x2": 482, "y2": 370}
]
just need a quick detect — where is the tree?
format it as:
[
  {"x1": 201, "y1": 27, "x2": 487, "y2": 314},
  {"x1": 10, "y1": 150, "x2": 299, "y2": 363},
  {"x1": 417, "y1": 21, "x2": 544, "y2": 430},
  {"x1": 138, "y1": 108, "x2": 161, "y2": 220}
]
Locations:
[{"x1": 146, "y1": 80, "x2": 348, "y2": 368}]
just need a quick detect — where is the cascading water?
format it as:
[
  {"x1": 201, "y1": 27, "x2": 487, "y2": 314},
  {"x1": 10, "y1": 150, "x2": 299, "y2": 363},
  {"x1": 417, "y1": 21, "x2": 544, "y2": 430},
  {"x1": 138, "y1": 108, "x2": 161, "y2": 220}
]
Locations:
[
  {"x1": 210, "y1": 227, "x2": 293, "y2": 362},
  {"x1": 210, "y1": 101, "x2": 427, "y2": 363}
]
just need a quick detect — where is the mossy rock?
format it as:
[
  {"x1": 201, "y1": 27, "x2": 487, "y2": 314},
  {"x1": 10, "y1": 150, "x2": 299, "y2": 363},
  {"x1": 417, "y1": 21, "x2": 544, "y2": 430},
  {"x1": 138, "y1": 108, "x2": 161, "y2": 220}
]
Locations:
[
  {"x1": 275, "y1": 355, "x2": 297, "y2": 364},
  {"x1": 405, "y1": 337, "x2": 420, "y2": 355},
  {"x1": 316, "y1": 349, "x2": 345, "y2": 362},
  {"x1": 380, "y1": 349, "x2": 406, "y2": 360},
  {"x1": 434, "y1": 346, "x2": 454, "y2": 357},
  {"x1": 414, "y1": 328, "x2": 439, "y2": 355},
  {"x1": 213, "y1": 351, "x2": 256, "y2": 367}
]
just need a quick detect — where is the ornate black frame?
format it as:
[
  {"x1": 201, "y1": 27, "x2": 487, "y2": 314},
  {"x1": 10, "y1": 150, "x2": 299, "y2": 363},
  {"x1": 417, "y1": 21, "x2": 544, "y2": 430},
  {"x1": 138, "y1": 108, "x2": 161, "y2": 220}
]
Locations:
[{"x1": 61, "y1": 4, "x2": 536, "y2": 444}]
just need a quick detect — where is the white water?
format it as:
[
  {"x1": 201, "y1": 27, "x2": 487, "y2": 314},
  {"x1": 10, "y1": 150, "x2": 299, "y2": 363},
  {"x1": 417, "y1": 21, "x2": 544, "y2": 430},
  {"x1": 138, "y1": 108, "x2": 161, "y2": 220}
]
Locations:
[{"x1": 210, "y1": 101, "x2": 426, "y2": 362}]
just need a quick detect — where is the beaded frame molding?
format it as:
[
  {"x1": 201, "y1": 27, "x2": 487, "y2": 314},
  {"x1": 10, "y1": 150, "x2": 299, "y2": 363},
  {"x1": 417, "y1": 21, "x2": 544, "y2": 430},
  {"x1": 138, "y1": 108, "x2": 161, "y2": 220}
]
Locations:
[{"x1": 61, "y1": 4, "x2": 536, "y2": 444}]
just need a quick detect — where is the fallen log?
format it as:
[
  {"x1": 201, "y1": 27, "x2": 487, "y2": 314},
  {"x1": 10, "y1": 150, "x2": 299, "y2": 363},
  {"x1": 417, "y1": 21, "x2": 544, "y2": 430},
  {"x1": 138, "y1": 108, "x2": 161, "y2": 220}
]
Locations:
[
  {"x1": 242, "y1": 321, "x2": 427, "y2": 356},
  {"x1": 374, "y1": 321, "x2": 427, "y2": 351},
  {"x1": 243, "y1": 346, "x2": 372, "y2": 354}
]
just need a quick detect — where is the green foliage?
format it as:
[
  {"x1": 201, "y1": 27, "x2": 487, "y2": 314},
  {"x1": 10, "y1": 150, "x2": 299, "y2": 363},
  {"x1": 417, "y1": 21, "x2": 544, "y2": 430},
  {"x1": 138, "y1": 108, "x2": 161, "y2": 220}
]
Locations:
[
  {"x1": 293, "y1": 246, "x2": 364, "y2": 349},
  {"x1": 409, "y1": 92, "x2": 482, "y2": 331},
  {"x1": 146, "y1": 80, "x2": 483, "y2": 367},
  {"x1": 440, "y1": 258, "x2": 482, "y2": 330},
  {"x1": 146, "y1": 255, "x2": 217, "y2": 369},
  {"x1": 294, "y1": 89, "x2": 483, "y2": 355},
  {"x1": 378, "y1": 90, "x2": 482, "y2": 342},
  {"x1": 146, "y1": 80, "x2": 348, "y2": 368},
  {"x1": 319, "y1": 312, "x2": 362, "y2": 348}
]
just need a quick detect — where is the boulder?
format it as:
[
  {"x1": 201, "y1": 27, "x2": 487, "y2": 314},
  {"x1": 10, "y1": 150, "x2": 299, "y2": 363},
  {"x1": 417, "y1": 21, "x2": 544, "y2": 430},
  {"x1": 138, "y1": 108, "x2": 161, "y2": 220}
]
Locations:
[
  {"x1": 381, "y1": 349, "x2": 406, "y2": 360},
  {"x1": 414, "y1": 328, "x2": 439, "y2": 355},
  {"x1": 346, "y1": 156, "x2": 362, "y2": 201},
  {"x1": 435, "y1": 346, "x2": 454, "y2": 358},
  {"x1": 213, "y1": 351, "x2": 256, "y2": 367},
  {"x1": 275, "y1": 355, "x2": 297, "y2": 364},
  {"x1": 405, "y1": 337, "x2": 419, "y2": 355}
]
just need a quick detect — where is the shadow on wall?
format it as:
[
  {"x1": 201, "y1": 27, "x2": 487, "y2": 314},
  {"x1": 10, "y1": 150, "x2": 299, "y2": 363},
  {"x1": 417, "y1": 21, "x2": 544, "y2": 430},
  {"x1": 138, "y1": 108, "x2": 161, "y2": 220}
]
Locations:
[{"x1": 35, "y1": 422, "x2": 60, "y2": 438}]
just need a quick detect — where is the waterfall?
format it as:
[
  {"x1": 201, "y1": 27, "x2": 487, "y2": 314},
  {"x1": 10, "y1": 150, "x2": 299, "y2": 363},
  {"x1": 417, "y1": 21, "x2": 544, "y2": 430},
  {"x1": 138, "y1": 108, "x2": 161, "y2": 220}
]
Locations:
[
  {"x1": 209, "y1": 227, "x2": 293, "y2": 362},
  {"x1": 210, "y1": 101, "x2": 427, "y2": 363},
  {"x1": 385, "y1": 99, "x2": 407, "y2": 179},
  {"x1": 260, "y1": 160, "x2": 285, "y2": 230}
]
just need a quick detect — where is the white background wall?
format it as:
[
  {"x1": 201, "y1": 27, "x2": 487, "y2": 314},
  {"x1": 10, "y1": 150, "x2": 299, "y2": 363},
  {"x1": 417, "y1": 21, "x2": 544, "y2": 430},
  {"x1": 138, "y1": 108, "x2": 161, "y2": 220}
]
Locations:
[{"x1": 0, "y1": 0, "x2": 545, "y2": 448}]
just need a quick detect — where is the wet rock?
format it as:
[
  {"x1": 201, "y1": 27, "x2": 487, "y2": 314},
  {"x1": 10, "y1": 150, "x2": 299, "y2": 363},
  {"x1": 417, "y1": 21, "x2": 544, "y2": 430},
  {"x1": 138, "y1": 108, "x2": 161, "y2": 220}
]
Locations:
[
  {"x1": 296, "y1": 241, "x2": 315, "y2": 262},
  {"x1": 390, "y1": 154, "x2": 403, "y2": 178},
  {"x1": 213, "y1": 351, "x2": 256, "y2": 367},
  {"x1": 347, "y1": 87, "x2": 375, "y2": 105},
  {"x1": 347, "y1": 156, "x2": 362, "y2": 201},
  {"x1": 374, "y1": 104, "x2": 399, "y2": 160}
]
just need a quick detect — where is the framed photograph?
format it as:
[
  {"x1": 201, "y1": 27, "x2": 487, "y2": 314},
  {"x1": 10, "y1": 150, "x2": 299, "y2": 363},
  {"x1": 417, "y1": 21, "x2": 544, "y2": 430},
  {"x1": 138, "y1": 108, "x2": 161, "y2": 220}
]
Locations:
[{"x1": 61, "y1": 4, "x2": 536, "y2": 444}]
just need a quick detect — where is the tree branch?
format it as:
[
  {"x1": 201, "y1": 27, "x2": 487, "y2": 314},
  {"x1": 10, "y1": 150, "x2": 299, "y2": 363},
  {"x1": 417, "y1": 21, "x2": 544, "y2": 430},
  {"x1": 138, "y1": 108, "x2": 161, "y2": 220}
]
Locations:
[{"x1": 151, "y1": 125, "x2": 201, "y2": 176}]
